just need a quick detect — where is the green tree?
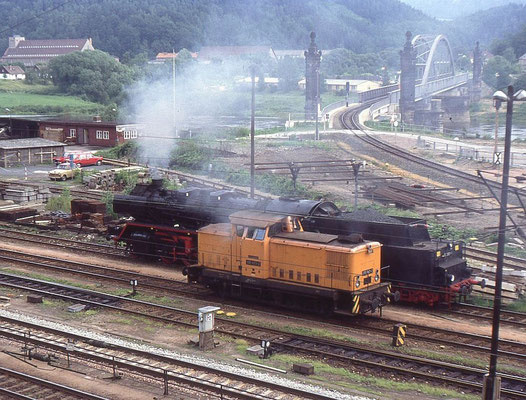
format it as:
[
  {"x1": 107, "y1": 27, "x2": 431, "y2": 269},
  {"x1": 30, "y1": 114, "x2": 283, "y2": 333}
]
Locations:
[
  {"x1": 48, "y1": 50, "x2": 136, "y2": 104},
  {"x1": 482, "y1": 56, "x2": 519, "y2": 89}
]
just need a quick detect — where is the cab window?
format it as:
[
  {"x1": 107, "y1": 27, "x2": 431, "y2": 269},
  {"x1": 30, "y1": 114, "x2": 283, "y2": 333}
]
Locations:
[
  {"x1": 236, "y1": 225, "x2": 244, "y2": 237},
  {"x1": 246, "y1": 227, "x2": 255, "y2": 239},
  {"x1": 254, "y1": 228, "x2": 266, "y2": 240},
  {"x1": 269, "y1": 223, "x2": 281, "y2": 237}
]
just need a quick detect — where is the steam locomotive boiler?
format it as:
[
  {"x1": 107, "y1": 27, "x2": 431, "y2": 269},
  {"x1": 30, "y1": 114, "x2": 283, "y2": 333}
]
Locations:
[{"x1": 111, "y1": 179, "x2": 481, "y2": 306}]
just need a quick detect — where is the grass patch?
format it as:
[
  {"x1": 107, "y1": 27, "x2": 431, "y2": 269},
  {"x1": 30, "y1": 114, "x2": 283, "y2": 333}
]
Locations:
[
  {"x1": 133, "y1": 293, "x2": 181, "y2": 307},
  {"x1": 261, "y1": 353, "x2": 478, "y2": 400},
  {"x1": 1, "y1": 268, "x2": 96, "y2": 290},
  {"x1": 468, "y1": 295, "x2": 526, "y2": 313},
  {"x1": 262, "y1": 139, "x2": 336, "y2": 151},
  {"x1": 240, "y1": 319, "x2": 358, "y2": 344},
  {"x1": 505, "y1": 298, "x2": 526, "y2": 312},
  {"x1": 45, "y1": 188, "x2": 72, "y2": 213},
  {"x1": 0, "y1": 80, "x2": 57, "y2": 94},
  {"x1": 0, "y1": 90, "x2": 103, "y2": 115},
  {"x1": 384, "y1": 344, "x2": 526, "y2": 376}
]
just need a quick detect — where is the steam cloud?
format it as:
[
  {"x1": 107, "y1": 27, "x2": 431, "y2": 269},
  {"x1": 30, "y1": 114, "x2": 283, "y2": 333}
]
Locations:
[{"x1": 122, "y1": 58, "x2": 258, "y2": 168}]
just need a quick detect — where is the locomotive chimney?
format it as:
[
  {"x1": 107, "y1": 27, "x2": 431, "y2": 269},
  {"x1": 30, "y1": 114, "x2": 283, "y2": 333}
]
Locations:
[{"x1": 151, "y1": 178, "x2": 163, "y2": 189}]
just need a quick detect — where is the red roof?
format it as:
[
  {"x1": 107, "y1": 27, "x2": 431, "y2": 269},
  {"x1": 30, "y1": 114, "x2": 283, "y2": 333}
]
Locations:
[{"x1": 1, "y1": 65, "x2": 25, "y2": 75}]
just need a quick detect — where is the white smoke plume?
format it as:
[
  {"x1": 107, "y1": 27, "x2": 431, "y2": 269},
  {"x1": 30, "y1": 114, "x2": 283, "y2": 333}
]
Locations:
[{"x1": 122, "y1": 57, "x2": 261, "y2": 168}]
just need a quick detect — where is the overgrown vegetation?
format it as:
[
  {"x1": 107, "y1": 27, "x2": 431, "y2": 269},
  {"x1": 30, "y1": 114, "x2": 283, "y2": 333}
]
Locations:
[
  {"x1": 428, "y1": 220, "x2": 478, "y2": 241},
  {"x1": 169, "y1": 140, "x2": 212, "y2": 169},
  {"x1": 45, "y1": 189, "x2": 72, "y2": 212},
  {"x1": 101, "y1": 192, "x2": 117, "y2": 218},
  {"x1": 114, "y1": 170, "x2": 139, "y2": 194},
  {"x1": 95, "y1": 141, "x2": 138, "y2": 160}
]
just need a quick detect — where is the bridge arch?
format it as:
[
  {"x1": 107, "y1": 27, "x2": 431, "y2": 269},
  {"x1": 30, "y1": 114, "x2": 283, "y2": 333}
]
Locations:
[{"x1": 411, "y1": 34, "x2": 455, "y2": 85}]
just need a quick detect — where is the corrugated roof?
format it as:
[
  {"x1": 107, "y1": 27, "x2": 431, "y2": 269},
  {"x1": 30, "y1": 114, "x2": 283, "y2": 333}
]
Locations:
[
  {"x1": 0, "y1": 138, "x2": 65, "y2": 149},
  {"x1": 229, "y1": 210, "x2": 285, "y2": 228}
]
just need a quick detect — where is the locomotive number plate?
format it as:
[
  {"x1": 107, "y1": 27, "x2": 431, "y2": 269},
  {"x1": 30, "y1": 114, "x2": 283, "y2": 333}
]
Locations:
[
  {"x1": 362, "y1": 268, "x2": 373, "y2": 276},
  {"x1": 246, "y1": 260, "x2": 261, "y2": 266}
]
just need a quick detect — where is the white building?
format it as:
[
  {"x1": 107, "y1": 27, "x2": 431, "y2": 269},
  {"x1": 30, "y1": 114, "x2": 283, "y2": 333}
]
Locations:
[{"x1": 0, "y1": 65, "x2": 25, "y2": 80}]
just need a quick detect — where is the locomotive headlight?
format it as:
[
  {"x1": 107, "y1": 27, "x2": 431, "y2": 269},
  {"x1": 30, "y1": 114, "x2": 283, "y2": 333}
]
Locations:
[
  {"x1": 374, "y1": 271, "x2": 380, "y2": 282},
  {"x1": 449, "y1": 274, "x2": 455, "y2": 282},
  {"x1": 454, "y1": 244, "x2": 459, "y2": 251},
  {"x1": 436, "y1": 250, "x2": 441, "y2": 258},
  {"x1": 355, "y1": 277, "x2": 361, "y2": 288}
]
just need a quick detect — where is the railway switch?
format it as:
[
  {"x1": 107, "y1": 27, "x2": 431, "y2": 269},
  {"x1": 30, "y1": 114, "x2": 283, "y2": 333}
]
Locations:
[{"x1": 391, "y1": 323, "x2": 407, "y2": 347}]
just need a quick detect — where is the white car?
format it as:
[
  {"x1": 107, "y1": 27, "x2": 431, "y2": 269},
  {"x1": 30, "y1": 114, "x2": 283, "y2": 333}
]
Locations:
[{"x1": 48, "y1": 163, "x2": 80, "y2": 181}]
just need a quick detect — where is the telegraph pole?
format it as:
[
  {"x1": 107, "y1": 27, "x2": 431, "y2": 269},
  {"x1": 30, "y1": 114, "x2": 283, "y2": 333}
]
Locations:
[{"x1": 250, "y1": 66, "x2": 256, "y2": 199}]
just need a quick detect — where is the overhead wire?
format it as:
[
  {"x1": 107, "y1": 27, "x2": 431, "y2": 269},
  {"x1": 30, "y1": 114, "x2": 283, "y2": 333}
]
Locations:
[{"x1": 0, "y1": 0, "x2": 78, "y2": 36}]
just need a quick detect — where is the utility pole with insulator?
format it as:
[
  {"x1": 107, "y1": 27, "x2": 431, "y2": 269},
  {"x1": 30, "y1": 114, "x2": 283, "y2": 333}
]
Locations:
[{"x1": 250, "y1": 65, "x2": 256, "y2": 199}]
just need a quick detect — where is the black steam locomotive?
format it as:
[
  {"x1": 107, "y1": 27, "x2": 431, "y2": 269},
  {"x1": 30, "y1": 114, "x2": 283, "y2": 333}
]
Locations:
[{"x1": 111, "y1": 179, "x2": 482, "y2": 306}]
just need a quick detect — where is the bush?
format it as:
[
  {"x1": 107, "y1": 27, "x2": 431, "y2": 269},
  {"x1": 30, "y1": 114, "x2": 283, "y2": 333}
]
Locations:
[
  {"x1": 95, "y1": 141, "x2": 138, "y2": 160},
  {"x1": 169, "y1": 141, "x2": 211, "y2": 169},
  {"x1": 101, "y1": 191, "x2": 117, "y2": 218},
  {"x1": 428, "y1": 221, "x2": 477, "y2": 241},
  {"x1": 114, "y1": 170, "x2": 139, "y2": 194},
  {"x1": 46, "y1": 189, "x2": 72, "y2": 212}
]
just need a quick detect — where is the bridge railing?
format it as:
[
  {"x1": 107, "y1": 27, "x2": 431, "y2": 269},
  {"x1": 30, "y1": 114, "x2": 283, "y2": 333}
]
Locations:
[
  {"x1": 415, "y1": 73, "x2": 470, "y2": 100},
  {"x1": 367, "y1": 73, "x2": 470, "y2": 119}
]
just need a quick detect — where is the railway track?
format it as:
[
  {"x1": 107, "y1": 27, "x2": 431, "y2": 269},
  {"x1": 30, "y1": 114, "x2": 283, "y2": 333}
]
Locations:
[
  {"x1": 0, "y1": 225, "x2": 126, "y2": 257},
  {"x1": 450, "y1": 303, "x2": 526, "y2": 328},
  {"x1": 2, "y1": 246, "x2": 525, "y2": 363},
  {"x1": 0, "y1": 366, "x2": 108, "y2": 400},
  {"x1": 0, "y1": 315, "x2": 331, "y2": 400},
  {"x1": 465, "y1": 247, "x2": 526, "y2": 271},
  {"x1": 1, "y1": 272, "x2": 525, "y2": 397},
  {"x1": 0, "y1": 247, "x2": 211, "y2": 297},
  {"x1": 339, "y1": 102, "x2": 526, "y2": 201}
]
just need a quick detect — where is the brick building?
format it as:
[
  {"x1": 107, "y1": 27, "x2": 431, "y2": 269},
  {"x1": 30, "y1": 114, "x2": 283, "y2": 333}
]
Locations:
[{"x1": 0, "y1": 117, "x2": 140, "y2": 147}]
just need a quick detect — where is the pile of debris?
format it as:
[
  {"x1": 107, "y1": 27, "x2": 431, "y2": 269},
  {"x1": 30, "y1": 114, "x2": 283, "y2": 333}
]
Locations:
[
  {"x1": 85, "y1": 166, "x2": 145, "y2": 190},
  {"x1": 0, "y1": 183, "x2": 51, "y2": 222},
  {"x1": 70, "y1": 199, "x2": 110, "y2": 232}
]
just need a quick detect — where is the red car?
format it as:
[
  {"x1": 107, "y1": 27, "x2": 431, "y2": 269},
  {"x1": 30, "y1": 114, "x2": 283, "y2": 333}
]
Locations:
[{"x1": 53, "y1": 152, "x2": 103, "y2": 167}]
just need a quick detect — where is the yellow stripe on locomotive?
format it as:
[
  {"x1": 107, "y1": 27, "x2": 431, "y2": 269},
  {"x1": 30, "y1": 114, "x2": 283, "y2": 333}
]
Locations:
[{"x1": 192, "y1": 210, "x2": 395, "y2": 315}]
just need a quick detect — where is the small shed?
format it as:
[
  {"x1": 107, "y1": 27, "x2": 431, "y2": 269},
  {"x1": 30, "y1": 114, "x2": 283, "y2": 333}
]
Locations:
[{"x1": 0, "y1": 138, "x2": 64, "y2": 167}]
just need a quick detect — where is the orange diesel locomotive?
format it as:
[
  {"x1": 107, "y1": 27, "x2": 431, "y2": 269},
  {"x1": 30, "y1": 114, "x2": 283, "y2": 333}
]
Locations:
[{"x1": 186, "y1": 210, "x2": 397, "y2": 315}]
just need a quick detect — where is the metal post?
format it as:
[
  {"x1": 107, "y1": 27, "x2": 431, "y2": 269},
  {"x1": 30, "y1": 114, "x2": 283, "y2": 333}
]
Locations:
[
  {"x1": 172, "y1": 49, "x2": 176, "y2": 132},
  {"x1": 250, "y1": 66, "x2": 256, "y2": 199},
  {"x1": 315, "y1": 68, "x2": 319, "y2": 141},
  {"x1": 352, "y1": 162, "x2": 361, "y2": 208},
  {"x1": 494, "y1": 100, "x2": 501, "y2": 163},
  {"x1": 484, "y1": 85, "x2": 514, "y2": 400}
]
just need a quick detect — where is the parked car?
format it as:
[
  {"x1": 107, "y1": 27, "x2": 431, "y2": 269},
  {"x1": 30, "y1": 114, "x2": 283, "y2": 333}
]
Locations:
[
  {"x1": 48, "y1": 163, "x2": 80, "y2": 181},
  {"x1": 53, "y1": 152, "x2": 103, "y2": 167}
]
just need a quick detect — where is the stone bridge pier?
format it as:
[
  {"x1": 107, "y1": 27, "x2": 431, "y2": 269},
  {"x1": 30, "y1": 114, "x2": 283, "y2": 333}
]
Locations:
[{"x1": 399, "y1": 33, "x2": 482, "y2": 133}]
